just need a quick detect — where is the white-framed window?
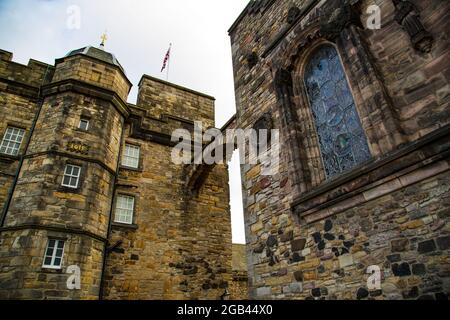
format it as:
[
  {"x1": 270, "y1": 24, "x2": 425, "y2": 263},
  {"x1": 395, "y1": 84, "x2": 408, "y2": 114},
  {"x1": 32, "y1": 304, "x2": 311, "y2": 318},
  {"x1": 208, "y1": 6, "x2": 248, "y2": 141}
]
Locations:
[
  {"x1": 0, "y1": 126, "x2": 25, "y2": 156},
  {"x1": 42, "y1": 239, "x2": 65, "y2": 269},
  {"x1": 78, "y1": 118, "x2": 89, "y2": 131},
  {"x1": 61, "y1": 164, "x2": 81, "y2": 189},
  {"x1": 122, "y1": 144, "x2": 140, "y2": 169},
  {"x1": 114, "y1": 195, "x2": 135, "y2": 225}
]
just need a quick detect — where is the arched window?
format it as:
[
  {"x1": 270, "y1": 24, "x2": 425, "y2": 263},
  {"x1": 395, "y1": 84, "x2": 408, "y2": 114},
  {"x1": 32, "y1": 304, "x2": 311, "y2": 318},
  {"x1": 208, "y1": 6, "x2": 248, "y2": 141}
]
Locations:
[{"x1": 304, "y1": 45, "x2": 371, "y2": 179}]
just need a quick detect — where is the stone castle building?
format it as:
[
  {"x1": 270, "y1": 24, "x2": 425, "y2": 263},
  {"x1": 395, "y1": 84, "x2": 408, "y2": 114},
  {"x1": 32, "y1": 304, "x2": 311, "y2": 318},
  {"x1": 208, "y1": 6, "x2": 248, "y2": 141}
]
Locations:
[
  {"x1": 1, "y1": 0, "x2": 449, "y2": 301},
  {"x1": 0, "y1": 44, "x2": 236, "y2": 300},
  {"x1": 229, "y1": 0, "x2": 449, "y2": 299}
]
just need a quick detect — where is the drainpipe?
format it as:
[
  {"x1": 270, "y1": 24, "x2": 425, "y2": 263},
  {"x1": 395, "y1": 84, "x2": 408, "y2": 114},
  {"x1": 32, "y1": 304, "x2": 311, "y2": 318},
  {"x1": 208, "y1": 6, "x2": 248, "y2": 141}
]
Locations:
[{"x1": 98, "y1": 120, "x2": 125, "y2": 300}]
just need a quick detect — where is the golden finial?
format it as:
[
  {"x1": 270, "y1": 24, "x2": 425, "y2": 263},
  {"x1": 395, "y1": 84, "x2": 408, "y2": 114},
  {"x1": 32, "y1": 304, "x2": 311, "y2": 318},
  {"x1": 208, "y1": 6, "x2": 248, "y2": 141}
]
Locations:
[{"x1": 100, "y1": 32, "x2": 108, "y2": 48}]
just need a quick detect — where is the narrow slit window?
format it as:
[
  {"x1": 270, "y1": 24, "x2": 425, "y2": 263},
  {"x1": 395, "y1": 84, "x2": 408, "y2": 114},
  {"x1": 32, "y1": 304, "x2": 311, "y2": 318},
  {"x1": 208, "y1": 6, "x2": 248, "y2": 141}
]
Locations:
[{"x1": 78, "y1": 118, "x2": 89, "y2": 131}]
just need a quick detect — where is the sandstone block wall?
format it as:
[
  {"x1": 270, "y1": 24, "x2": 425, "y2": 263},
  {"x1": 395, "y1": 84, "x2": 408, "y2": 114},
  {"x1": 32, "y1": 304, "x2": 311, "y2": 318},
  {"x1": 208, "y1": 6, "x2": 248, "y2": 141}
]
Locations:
[
  {"x1": 230, "y1": 244, "x2": 249, "y2": 300},
  {"x1": 103, "y1": 78, "x2": 232, "y2": 300},
  {"x1": 0, "y1": 48, "x2": 126, "y2": 299},
  {"x1": 137, "y1": 75, "x2": 215, "y2": 129},
  {"x1": 52, "y1": 55, "x2": 131, "y2": 102}
]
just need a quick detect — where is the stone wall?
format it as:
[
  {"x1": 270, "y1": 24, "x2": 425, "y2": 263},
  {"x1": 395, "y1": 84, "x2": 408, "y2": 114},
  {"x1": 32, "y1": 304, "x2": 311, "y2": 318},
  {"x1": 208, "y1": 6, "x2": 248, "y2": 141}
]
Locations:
[
  {"x1": 102, "y1": 90, "x2": 232, "y2": 299},
  {"x1": 52, "y1": 55, "x2": 131, "y2": 102},
  {"x1": 230, "y1": 244, "x2": 249, "y2": 300},
  {"x1": 229, "y1": 0, "x2": 450, "y2": 300},
  {"x1": 244, "y1": 164, "x2": 450, "y2": 300},
  {"x1": 182, "y1": 163, "x2": 232, "y2": 300},
  {"x1": 103, "y1": 133, "x2": 186, "y2": 299},
  {"x1": 137, "y1": 75, "x2": 215, "y2": 129},
  {"x1": 0, "y1": 50, "x2": 52, "y2": 215},
  {"x1": 0, "y1": 229, "x2": 104, "y2": 300},
  {"x1": 0, "y1": 48, "x2": 126, "y2": 299}
]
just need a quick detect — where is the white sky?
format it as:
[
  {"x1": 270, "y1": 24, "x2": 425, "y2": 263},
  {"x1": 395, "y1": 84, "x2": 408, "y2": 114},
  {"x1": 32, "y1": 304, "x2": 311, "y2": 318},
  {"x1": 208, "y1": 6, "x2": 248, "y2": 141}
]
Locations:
[{"x1": 0, "y1": 0, "x2": 248, "y2": 244}]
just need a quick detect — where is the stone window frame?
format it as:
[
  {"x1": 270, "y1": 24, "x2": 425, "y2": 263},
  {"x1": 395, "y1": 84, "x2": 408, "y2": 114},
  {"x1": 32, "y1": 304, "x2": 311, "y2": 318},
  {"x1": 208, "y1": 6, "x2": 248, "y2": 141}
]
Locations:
[
  {"x1": 120, "y1": 141, "x2": 143, "y2": 172},
  {"x1": 78, "y1": 118, "x2": 90, "y2": 131},
  {"x1": 58, "y1": 159, "x2": 87, "y2": 194},
  {"x1": 269, "y1": 2, "x2": 406, "y2": 223},
  {"x1": 75, "y1": 111, "x2": 93, "y2": 134},
  {"x1": 111, "y1": 191, "x2": 139, "y2": 230},
  {"x1": 291, "y1": 39, "x2": 375, "y2": 187},
  {"x1": 0, "y1": 124, "x2": 26, "y2": 157},
  {"x1": 42, "y1": 238, "x2": 65, "y2": 270},
  {"x1": 61, "y1": 164, "x2": 82, "y2": 189}
]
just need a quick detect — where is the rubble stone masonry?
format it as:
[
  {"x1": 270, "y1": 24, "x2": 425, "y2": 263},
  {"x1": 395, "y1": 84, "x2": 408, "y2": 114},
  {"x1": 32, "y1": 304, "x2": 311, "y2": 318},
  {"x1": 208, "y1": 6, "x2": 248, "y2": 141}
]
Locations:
[{"x1": 229, "y1": 0, "x2": 449, "y2": 299}]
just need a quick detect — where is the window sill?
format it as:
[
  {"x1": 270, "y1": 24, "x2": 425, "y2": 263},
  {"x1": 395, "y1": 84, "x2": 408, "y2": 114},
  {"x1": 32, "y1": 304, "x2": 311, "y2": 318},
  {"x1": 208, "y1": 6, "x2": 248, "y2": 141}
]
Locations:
[
  {"x1": 0, "y1": 153, "x2": 20, "y2": 162},
  {"x1": 58, "y1": 185, "x2": 82, "y2": 194},
  {"x1": 119, "y1": 165, "x2": 143, "y2": 173},
  {"x1": 74, "y1": 128, "x2": 91, "y2": 134},
  {"x1": 111, "y1": 222, "x2": 138, "y2": 230},
  {"x1": 41, "y1": 267, "x2": 63, "y2": 274},
  {"x1": 291, "y1": 124, "x2": 450, "y2": 224}
]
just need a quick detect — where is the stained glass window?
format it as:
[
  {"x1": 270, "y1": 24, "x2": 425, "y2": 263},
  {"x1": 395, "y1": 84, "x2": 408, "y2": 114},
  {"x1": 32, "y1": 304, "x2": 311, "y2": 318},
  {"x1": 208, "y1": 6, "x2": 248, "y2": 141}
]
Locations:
[{"x1": 304, "y1": 45, "x2": 371, "y2": 179}]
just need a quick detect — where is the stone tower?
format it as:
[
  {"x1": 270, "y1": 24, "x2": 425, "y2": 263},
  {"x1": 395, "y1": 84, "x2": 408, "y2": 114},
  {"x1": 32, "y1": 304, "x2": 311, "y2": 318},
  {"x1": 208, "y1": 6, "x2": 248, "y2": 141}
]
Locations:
[
  {"x1": 0, "y1": 45, "x2": 131, "y2": 299},
  {"x1": 0, "y1": 44, "x2": 233, "y2": 299}
]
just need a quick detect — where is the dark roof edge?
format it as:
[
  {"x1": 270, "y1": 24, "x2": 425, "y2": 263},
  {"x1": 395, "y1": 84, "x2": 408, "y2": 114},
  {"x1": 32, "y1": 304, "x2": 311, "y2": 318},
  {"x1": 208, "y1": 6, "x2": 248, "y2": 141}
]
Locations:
[
  {"x1": 228, "y1": 2, "x2": 253, "y2": 35},
  {"x1": 220, "y1": 114, "x2": 237, "y2": 132},
  {"x1": 228, "y1": 0, "x2": 276, "y2": 35},
  {"x1": 139, "y1": 74, "x2": 215, "y2": 101}
]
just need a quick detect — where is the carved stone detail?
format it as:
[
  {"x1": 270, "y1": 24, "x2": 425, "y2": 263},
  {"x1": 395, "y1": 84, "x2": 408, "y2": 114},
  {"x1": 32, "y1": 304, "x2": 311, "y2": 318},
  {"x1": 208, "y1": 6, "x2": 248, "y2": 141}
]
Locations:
[
  {"x1": 287, "y1": 7, "x2": 301, "y2": 25},
  {"x1": 393, "y1": 0, "x2": 433, "y2": 53},
  {"x1": 319, "y1": 1, "x2": 362, "y2": 41},
  {"x1": 246, "y1": 51, "x2": 259, "y2": 69},
  {"x1": 253, "y1": 112, "x2": 273, "y2": 148},
  {"x1": 247, "y1": 0, "x2": 276, "y2": 16},
  {"x1": 274, "y1": 68, "x2": 295, "y2": 124},
  {"x1": 67, "y1": 141, "x2": 89, "y2": 155}
]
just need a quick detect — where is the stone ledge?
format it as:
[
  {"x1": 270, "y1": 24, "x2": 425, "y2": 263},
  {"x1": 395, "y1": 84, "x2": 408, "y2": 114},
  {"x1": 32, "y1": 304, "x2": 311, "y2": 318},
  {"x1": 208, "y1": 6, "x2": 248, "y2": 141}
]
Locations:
[
  {"x1": 41, "y1": 79, "x2": 130, "y2": 118},
  {"x1": 0, "y1": 153, "x2": 19, "y2": 163},
  {"x1": 119, "y1": 165, "x2": 143, "y2": 173},
  {"x1": 0, "y1": 224, "x2": 107, "y2": 243},
  {"x1": 0, "y1": 77, "x2": 40, "y2": 99},
  {"x1": 139, "y1": 74, "x2": 215, "y2": 101},
  {"x1": 23, "y1": 150, "x2": 117, "y2": 176},
  {"x1": 111, "y1": 222, "x2": 138, "y2": 231},
  {"x1": 292, "y1": 124, "x2": 450, "y2": 224}
]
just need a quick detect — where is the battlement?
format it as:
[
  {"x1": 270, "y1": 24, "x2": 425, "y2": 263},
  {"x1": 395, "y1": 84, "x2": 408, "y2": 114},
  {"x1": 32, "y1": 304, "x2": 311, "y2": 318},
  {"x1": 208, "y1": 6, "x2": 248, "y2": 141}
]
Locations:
[
  {"x1": 0, "y1": 48, "x2": 216, "y2": 130},
  {"x1": 0, "y1": 49, "x2": 54, "y2": 88},
  {"x1": 137, "y1": 75, "x2": 215, "y2": 128}
]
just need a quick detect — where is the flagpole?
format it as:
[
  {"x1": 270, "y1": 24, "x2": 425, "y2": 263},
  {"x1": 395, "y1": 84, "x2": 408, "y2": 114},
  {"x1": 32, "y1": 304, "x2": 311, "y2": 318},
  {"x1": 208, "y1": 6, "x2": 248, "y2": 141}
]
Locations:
[{"x1": 166, "y1": 43, "x2": 172, "y2": 82}]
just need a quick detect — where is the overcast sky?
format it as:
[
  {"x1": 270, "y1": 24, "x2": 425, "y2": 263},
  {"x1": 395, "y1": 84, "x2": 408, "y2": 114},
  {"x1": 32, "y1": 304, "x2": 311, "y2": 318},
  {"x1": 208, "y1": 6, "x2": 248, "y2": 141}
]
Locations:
[{"x1": 0, "y1": 0, "x2": 248, "y2": 244}]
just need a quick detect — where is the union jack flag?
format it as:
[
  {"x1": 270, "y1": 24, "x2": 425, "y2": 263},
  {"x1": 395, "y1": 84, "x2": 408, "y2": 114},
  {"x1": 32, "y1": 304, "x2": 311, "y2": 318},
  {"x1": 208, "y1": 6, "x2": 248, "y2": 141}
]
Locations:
[{"x1": 161, "y1": 44, "x2": 171, "y2": 72}]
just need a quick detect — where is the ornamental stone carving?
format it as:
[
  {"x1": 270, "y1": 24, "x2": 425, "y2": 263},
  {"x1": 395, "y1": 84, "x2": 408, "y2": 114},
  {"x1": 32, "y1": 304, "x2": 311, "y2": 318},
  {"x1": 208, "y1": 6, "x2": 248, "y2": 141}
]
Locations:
[{"x1": 393, "y1": 0, "x2": 433, "y2": 53}]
